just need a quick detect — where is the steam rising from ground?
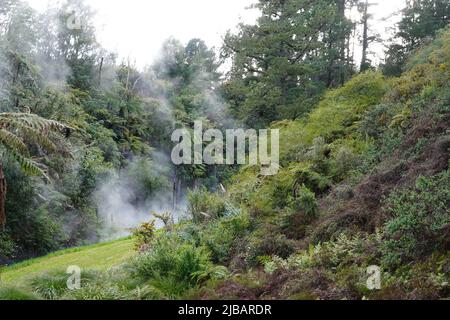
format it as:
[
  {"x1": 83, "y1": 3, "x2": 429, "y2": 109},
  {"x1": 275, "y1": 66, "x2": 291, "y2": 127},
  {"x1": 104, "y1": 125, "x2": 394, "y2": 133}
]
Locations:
[
  {"x1": 93, "y1": 41, "x2": 237, "y2": 240},
  {"x1": 94, "y1": 155, "x2": 186, "y2": 240}
]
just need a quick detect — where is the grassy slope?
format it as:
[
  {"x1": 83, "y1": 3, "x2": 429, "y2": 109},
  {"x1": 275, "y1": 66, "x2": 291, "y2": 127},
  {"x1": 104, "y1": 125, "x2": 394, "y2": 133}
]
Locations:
[{"x1": 0, "y1": 238, "x2": 134, "y2": 284}]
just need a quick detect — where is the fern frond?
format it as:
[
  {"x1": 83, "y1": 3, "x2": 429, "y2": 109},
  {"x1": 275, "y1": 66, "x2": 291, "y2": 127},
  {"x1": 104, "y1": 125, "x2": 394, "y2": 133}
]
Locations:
[
  {"x1": 0, "y1": 129, "x2": 28, "y2": 155},
  {"x1": 11, "y1": 151, "x2": 48, "y2": 179},
  {"x1": 21, "y1": 126, "x2": 57, "y2": 153},
  {"x1": 0, "y1": 112, "x2": 70, "y2": 179},
  {"x1": 0, "y1": 113, "x2": 71, "y2": 133}
]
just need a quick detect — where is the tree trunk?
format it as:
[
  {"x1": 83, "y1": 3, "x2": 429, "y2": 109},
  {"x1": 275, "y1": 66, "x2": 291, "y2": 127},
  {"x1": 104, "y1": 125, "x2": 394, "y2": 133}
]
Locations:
[
  {"x1": 0, "y1": 162, "x2": 7, "y2": 227},
  {"x1": 337, "y1": 0, "x2": 347, "y2": 85},
  {"x1": 360, "y1": 0, "x2": 370, "y2": 71},
  {"x1": 98, "y1": 57, "x2": 104, "y2": 87}
]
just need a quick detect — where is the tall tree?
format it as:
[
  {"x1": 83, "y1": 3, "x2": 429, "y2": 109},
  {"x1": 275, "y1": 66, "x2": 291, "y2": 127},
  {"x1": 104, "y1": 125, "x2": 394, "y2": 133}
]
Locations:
[
  {"x1": 398, "y1": 0, "x2": 450, "y2": 50},
  {"x1": 0, "y1": 0, "x2": 41, "y2": 112},
  {"x1": 383, "y1": 0, "x2": 450, "y2": 76},
  {"x1": 358, "y1": 0, "x2": 378, "y2": 71},
  {"x1": 56, "y1": 0, "x2": 100, "y2": 91},
  {"x1": 222, "y1": 0, "x2": 355, "y2": 127}
]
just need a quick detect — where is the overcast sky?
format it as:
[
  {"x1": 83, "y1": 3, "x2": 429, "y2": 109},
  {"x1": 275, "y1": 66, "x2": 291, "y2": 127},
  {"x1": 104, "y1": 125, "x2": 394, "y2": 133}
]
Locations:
[{"x1": 26, "y1": 0, "x2": 406, "y2": 68}]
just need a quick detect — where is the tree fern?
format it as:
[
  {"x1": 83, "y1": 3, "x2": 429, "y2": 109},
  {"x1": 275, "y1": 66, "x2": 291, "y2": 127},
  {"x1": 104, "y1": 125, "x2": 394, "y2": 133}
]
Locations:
[
  {"x1": 0, "y1": 112, "x2": 71, "y2": 175},
  {"x1": 0, "y1": 112, "x2": 71, "y2": 226},
  {"x1": 0, "y1": 129, "x2": 29, "y2": 155}
]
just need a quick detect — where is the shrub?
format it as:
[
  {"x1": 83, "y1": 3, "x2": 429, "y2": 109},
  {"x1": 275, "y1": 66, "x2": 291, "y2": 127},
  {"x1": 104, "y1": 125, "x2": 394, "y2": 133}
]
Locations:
[
  {"x1": 129, "y1": 220, "x2": 156, "y2": 251},
  {"x1": 306, "y1": 137, "x2": 332, "y2": 174},
  {"x1": 187, "y1": 188, "x2": 228, "y2": 223},
  {"x1": 198, "y1": 213, "x2": 251, "y2": 263},
  {"x1": 289, "y1": 185, "x2": 318, "y2": 218},
  {"x1": 29, "y1": 270, "x2": 99, "y2": 300},
  {"x1": 359, "y1": 103, "x2": 400, "y2": 140},
  {"x1": 291, "y1": 166, "x2": 332, "y2": 195},
  {"x1": 332, "y1": 146, "x2": 359, "y2": 180},
  {"x1": 128, "y1": 235, "x2": 215, "y2": 297},
  {"x1": 0, "y1": 286, "x2": 39, "y2": 300},
  {"x1": 64, "y1": 283, "x2": 128, "y2": 300},
  {"x1": 0, "y1": 231, "x2": 17, "y2": 262},
  {"x1": 381, "y1": 171, "x2": 450, "y2": 269},
  {"x1": 27, "y1": 269, "x2": 145, "y2": 300},
  {"x1": 245, "y1": 229, "x2": 296, "y2": 267},
  {"x1": 264, "y1": 232, "x2": 383, "y2": 275}
]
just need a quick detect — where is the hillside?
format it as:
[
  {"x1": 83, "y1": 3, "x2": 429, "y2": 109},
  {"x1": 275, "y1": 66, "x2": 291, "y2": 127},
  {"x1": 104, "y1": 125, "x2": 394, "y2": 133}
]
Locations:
[
  {"x1": 0, "y1": 0, "x2": 449, "y2": 302},
  {"x1": 207, "y1": 29, "x2": 450, "y2": 300},
  {"x1": 0, "y1": 28, "x2": 448, "y2": 301}
]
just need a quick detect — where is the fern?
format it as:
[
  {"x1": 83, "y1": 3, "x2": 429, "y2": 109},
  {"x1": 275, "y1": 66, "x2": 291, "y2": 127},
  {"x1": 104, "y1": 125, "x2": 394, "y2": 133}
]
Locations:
[
  {"x1": 0, "y1": 112, "x2": 71, "y2": 177},
  {"x1": 10, "y1": 151, "x2": 48, "y2": 179},
  {"x1": 0, "y1": 129, "x2": 28, "y2": 155}
]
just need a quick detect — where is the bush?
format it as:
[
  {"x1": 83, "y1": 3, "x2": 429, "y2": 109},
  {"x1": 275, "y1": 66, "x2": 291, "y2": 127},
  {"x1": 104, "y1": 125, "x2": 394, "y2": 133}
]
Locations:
[
  {"x1": 0, "y1": 286, "x2": 39, "y2": 300},
  {"x1": 198, "y1": 213, "x2": 251, "y2": 263},
  {"x1": 245, "y1": 228, "x2": 296, "y2": 267},
  {"x1": 332, "y1": 146, "x2": 360, "y2": 180},
  {"x1": 129, "y1": 220, "x2": 156, "y2": 251},
  {"x1": 187, "y1": 188, "x2": 228, "y2": 223},
  {"x1": 128, "y1": 235, "x2": 215, "y2": 297},
  {"x1": 291, "y1": 166, "x2": 332, "y2": 195},
  {"x1": 29, "y1": 270, "x2": 99, "y2": 300},
  {"x1": 381, "y1": 171, "x2": 450, "y2": 268},
  {"x1": 28, "y1": 268, "x2": 167, "y2": 300},
  {"x1": 289, "y1": 185, "x2": 318, "y2": 218},
  {"x1": 0, "y1": 231, "x2": 17, "y2": 262}
]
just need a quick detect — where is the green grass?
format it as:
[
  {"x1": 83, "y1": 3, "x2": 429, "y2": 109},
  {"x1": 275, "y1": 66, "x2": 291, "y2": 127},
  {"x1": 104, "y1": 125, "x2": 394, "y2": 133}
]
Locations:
[{"x1": 0, "y1": 238, "x2": 135, "y2": 285}]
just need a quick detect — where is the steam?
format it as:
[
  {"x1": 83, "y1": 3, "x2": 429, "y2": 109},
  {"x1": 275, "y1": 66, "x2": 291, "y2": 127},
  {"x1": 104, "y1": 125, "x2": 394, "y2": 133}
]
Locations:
[
  {"x1": 94, "y1": 155, "x2": 186, "y2": 241},
  {"x1": 1, "y1": 1, "x2": 235, "y2": 242},
  {"x1": 34, "y1": 9, "x2": 72, "y2": 89}
]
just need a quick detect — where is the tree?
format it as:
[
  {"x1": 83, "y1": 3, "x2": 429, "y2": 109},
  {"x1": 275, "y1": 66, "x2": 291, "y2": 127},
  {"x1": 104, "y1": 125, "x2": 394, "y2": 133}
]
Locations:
[
  {"x1": 358, "y1": 0, "x2": 378, "y2": 71},
  {"x1": 0, "y1": 0, "x2": 41, "y2": 111},
  {"x1": 398, "y1": 0, "x2": 450, "y2": 50},
  {"x1": 55, "y1": 0, "x2": 100, "y2": 91},
  {"x1": 0, "y1": 112, "x2": 70, "y2": 226},
  {"x1": 383, "y1": 0, "x2": 450, "y2": 76},
  {"x1": 335, "y1": 0, "x2": 357, "y2": 85},
  {"x1": 222, "y1": 0, "x2": 355, "y2": 127}
]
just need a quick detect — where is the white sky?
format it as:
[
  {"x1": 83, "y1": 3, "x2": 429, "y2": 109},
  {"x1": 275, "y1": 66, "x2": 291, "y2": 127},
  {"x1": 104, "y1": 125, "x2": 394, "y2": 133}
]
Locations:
[{"x1": 25, "y1": 0, "x2": 406, "y2": 68}]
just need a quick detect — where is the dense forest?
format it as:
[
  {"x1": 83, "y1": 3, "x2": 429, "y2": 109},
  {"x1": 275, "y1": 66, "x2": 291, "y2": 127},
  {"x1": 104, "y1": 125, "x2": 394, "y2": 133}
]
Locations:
[{"x1": 0, "y1": 0, "x2": 449, "y2": 300}]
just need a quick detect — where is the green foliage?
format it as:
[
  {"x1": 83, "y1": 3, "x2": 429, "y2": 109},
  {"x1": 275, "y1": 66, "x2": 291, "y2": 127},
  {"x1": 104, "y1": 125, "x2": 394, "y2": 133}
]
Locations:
[
  {"x1": 129, "y1": 221, "x2": 156, "y2": 251},
  {"x1": 187, "y1": 188, "x2": 228, "y2": 223},
  {"x1": 289, "y1": 185, "x2": 318, "y2": 218},
  {"x1": 383, "y1": 2, "x2": 449, "y2": 76},
  {"x1": 0, "y1": 0, "x2": 448, "y2": 302},
  {"x1": 398, "y1": 1, "x2": 449, "y2": 50},
  {"x1": 27, "y1": 269, "x2": 161, "y2": 300},
  {"x1": 381, "y1": 171, "x2": 450, "y2": 268},
  {"x1": 223, "y1": 0, "x2": 355, "y2": 126},
  {"x1": 196, "y1": 213, "x2": 251, "y2": 263},
  {"x1": 128, "y1": 234, "x2": 216, "y2": 297},
  {"x1": 17, "y1": 206, "x2": 65, "y2": 254},
  {"x1": 122, "y1": 157, "x2": 171, "y2": 202},
  {"x1": 0, "y1": 112, "x2": 71, "y2": 178},
  {"x1": 0, "y1": 286, "x2": 38, "y2": 300},
  {"x1": 0, "y1": 231, "x2": 17, "y2": 261},
  {"x1": 29, "y1": 270, "x2": 76, "y2": 300},
  {"x1": 245, "y1": 227, "x2": 296, "y2": 267}
]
